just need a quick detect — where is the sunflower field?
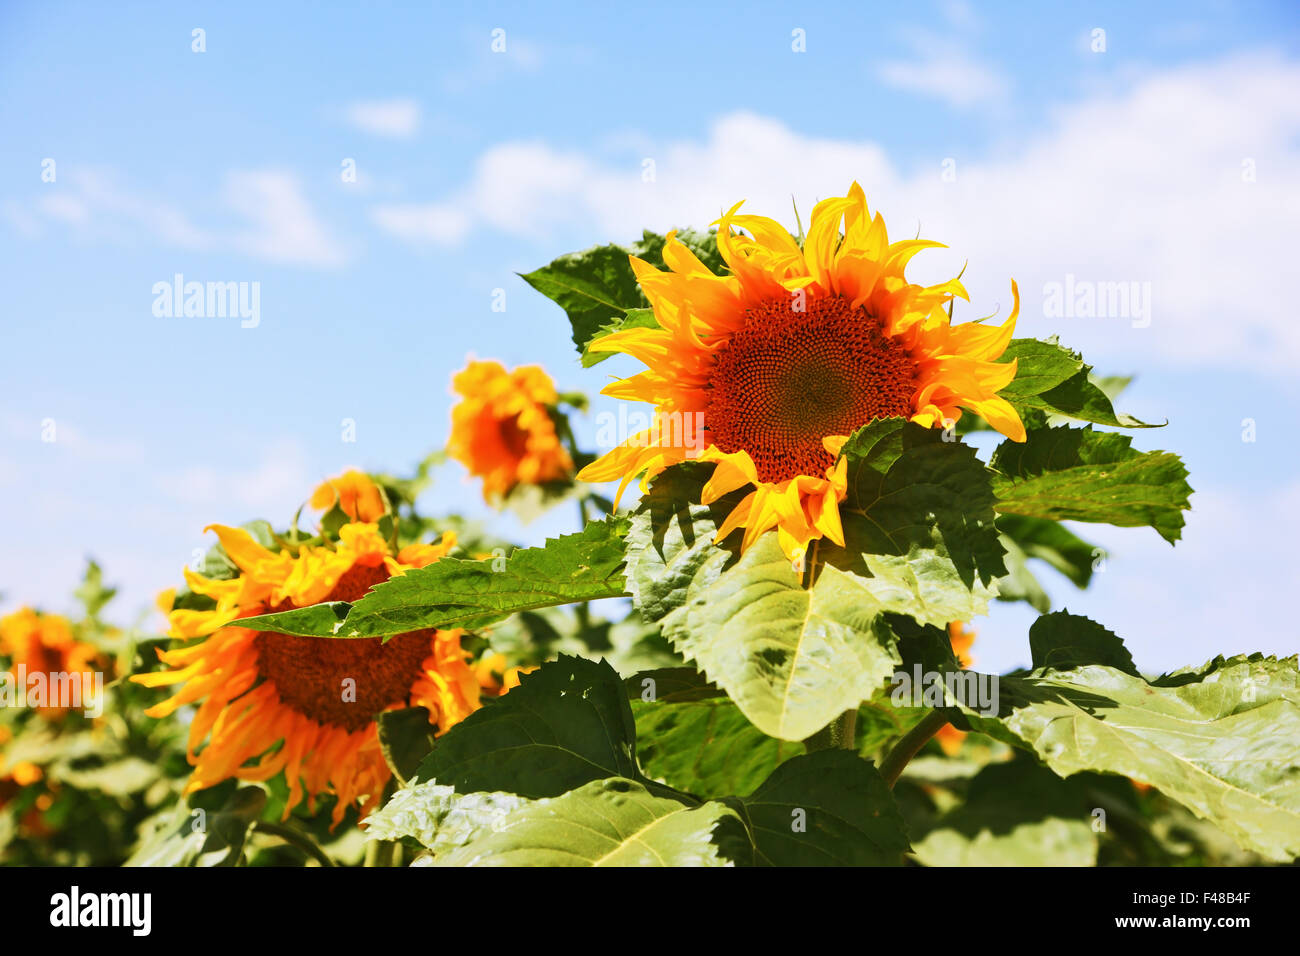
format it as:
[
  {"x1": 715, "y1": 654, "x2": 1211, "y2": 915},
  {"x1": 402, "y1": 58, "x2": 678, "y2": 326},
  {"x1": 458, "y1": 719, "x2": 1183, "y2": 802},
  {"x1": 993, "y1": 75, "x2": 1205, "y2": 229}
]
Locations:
[
  {"x1": 5, "y1": 8, "x2": 1300, "y2": 904},
  {"x1": 4, "y1": 183, "x2": 1296, "y2": 878}
]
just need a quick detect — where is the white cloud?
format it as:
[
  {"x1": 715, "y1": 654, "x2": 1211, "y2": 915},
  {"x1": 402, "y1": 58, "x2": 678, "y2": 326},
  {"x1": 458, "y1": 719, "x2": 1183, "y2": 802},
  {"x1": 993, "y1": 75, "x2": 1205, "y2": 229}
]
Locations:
[
  {"x1": 75, "y1": 168, "x2": 212, "y2": 248},
  {"x1": 876, "y1": 36, "x2": 1007, "y2": 106},
  {"x1": 225, "y1": 170, "x2": 349, "y2": 267},
  {"x1": 6, "y1": 167, "x2": 348, "y2": 268},
  {"x1": 342, "y1": 98, "x2": 421, "y2": 138},
  {"x1": 370, "y1": 202, "x2": 471, "y2": 244},
  {"x1": 370, "y1": 52, "x2": 1300, "y2": 375},
  {"x1": 37, "y1": 193, "x2": 91, "y2": 224}
]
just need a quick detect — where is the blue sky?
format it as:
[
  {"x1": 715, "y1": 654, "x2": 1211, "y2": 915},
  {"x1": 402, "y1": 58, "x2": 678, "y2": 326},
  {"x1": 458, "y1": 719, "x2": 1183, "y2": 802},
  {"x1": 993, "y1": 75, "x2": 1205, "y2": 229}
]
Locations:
[{"x1": 2, "y1": 0, "x2": 1297, "y2": 674}]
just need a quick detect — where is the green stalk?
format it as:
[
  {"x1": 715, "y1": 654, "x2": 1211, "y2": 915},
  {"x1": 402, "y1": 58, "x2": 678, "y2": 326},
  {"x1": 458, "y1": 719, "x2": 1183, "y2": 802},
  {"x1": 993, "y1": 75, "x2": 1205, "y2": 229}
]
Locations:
[
  {"x1": 803, "y1": 708, "x2": 857, "y2": 752},
  {"x1": 879, "y1": 710, "x2": 950, "y2": 787},
  {"x1": 252, "y1": 821, "x2": 334, "y2": 867}
]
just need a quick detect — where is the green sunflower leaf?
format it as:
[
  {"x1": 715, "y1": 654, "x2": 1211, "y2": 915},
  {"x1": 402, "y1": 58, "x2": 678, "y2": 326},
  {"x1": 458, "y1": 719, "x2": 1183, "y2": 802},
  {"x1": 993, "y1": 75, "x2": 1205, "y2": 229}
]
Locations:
[
  {"x1": 826, "y1": 418, "x2": 1007, "y2": 618},
  {"x1": 237, "y1": 517, "x2": 630, "y2": 638},
  {"x1": 997, "y1": 337, "x2": 1160, "y2": 428},
  {"x1": 622, "y1": 462, "x2": 745, "y2": 623},
  {"x1": 624, "y1": 665, "x2": 725, "y2": 704},
  {"x1": 430, "y1": 778, "x2": 740, "y2": 867},
  {"x1": 414, "y1": 656, "x2": 646, "y2": 800},
  {"x1": 1028, "y1": 610, "x2": 1138, "y2": 676},
  {"x1": 957, "y1": 653, "x2": 1300, "y2": 862},
  {"x1": 910, "y1": 757, "x2": 1099, "y2": 867},
  {"x1": 125, "y1": 788, "x2": 266, "y2": 868},
  {"x1": 521, "y1": 243, "x2": 643, "y2": 357},
  {"x1": 522, "y1": 229, "x2": 721, "y2": 366},
  {"x1": 632, "y1": 696, "x2": 805, "y2": 798},
  {"x1": 659, "y1": 533, "x2": 905, "y2": 741},
  {"x1": 363, "y1": 780, "x2": 528, "y2": 854},
  {"x1": 989, "y1": 425, "x2": 1193, "y2": 543},
  {"x1": 376, "y1": 707, "x2": 437, "y2": 786},
  {"x1": 729, "y1": 750, "x2": 911, "y2": 866}
]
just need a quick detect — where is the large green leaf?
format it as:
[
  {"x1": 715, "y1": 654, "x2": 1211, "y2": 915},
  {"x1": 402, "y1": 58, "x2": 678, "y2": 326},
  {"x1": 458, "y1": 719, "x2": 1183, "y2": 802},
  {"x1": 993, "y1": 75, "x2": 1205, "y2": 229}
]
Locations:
[
  {"x1": 730, "y1": 750, "x2": 911, "y2": 866},
  {"x1": 414, "y1": 656, "x2": 644, "y2": 799},
  {"x1": 990, "y1": 425, "x2": 1192, "y2": 543},
  {"x1": 997, "y1": 338, "x2": 1159, "y2": 428},
  {"x1": 633, "y1": 697, "x2": 804, "y2": 798},
  {"x1": 1028, "y1": 610, "x2": 1138, "y2": 676},
  {"x1": 622, "y1": 462, "x2": 744, "y2": 623},
  {"x1": 960, "y1": 653, "x2": 1300, "y2": 861},
  {"x1": 661, "y1": 534, "x2": 904, "y2": 741},
  {"x1": 362, "y1": 780, "x2": 527, "y2": 855},
  {"x1": 624, "y1": 665, "x2": 724, "y2": 704},
  {"x1": 376, "y1": 707, "x2": 437, "y2": 785},
  {"x1": 125, "y1": 788, "x2": 265, "y2": 867},
  {"x1": 522, "y1": 229, "x2": 722, "y2": 365},
  {"x1": 910, "y1": 758, "x2": 1098, "y2": 867},
  {"x1": 431, "y1": 778, "x2": 738, "y2": 867},
  {"x1": 521, "y1": 243, "x2": 643, "y2": 356},
  {"x1": 824, "y1": 418, "x2": 1006, "y2": 619},
  {"x1": 238, "y1": 518, "x2": 630, "y2": 638}
]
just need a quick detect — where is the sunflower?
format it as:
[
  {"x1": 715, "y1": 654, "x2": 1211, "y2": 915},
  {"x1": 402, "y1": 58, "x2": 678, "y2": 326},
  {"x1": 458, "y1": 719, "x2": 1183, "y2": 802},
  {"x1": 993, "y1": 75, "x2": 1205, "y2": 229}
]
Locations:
[
  {"x1": 578, "y1": 183, "x2": 1024, "y2": 561},
  {"x1": 310, "y1": 468, "x2": 387, "y2": 522},
  {"x1": 936, "y1": 621, "x2": 977, "y2": 756},
  {"x1": 0, "y1": 609, "x2": 101, "y2": 718},
  {"x1": 448, "y1": 359, "x2": 574, "y2": 501},
  {"x1": 134, "y1": 479, "x2": 493, "y2": 826}
]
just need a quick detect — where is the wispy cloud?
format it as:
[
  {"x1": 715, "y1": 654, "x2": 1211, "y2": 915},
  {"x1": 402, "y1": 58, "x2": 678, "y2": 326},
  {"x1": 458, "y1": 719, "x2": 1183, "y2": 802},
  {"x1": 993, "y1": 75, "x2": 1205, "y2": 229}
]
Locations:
[
  {"x1": 369, "y1": 202, "x2": 471, "y2": 243},
  {"x1": 875, "y1": 25, "x2": 1007, "y2": 107},
  {"x1": 5, "y1": 167, "x2": 348, "y2": 268},
  {"x1": 341, "y1": 98, "x2": 421, "y2": 138},
  {"x1": 225, "y1": 170, "x2": 349, "y2": 267},
  {"x1": 876, "y1": 47, "x2": 1007, "y2": 106}
]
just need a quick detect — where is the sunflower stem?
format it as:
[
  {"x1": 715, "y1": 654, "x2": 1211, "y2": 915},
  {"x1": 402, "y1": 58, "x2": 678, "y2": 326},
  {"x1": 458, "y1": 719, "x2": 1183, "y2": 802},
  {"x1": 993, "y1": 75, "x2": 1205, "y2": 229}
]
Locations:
[
  {"x1": 800, "y1": 540, "x2": 822, "y2": 589},
  {"x1": 575, "y1": 496, "x2": 593, "y2": 632},
  {"x1": 879, "y1": 709, "x2": 950, "y2": 788},
  {"x1": 252, "y1": 821, "x2": 334, "y2": 867},
  {"x1": 364, "y1": 837, "x2": 396, "y2": 868},
  {"x1": 803, "y1": 708, "x2": 857, "y2": 752}
]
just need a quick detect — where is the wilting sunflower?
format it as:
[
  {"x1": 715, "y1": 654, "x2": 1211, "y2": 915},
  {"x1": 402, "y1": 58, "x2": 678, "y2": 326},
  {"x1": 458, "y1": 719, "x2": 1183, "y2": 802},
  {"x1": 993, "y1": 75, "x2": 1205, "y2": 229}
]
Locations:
[
  {"x1": 936, "y1": 621, "x2": 977, "y2": 756},
  {"x1": 578, "y1": 183, "x2": 1024, "y2": 561},
  {"x1": 448, "y1": 359, "x2": 574, "y2": 501},
  {"x1": 0, "y1": 609, "x2": 101, "y2": 718},
  {"x1": 134, "y1": 478, "x2": 495, "y2": 826}
]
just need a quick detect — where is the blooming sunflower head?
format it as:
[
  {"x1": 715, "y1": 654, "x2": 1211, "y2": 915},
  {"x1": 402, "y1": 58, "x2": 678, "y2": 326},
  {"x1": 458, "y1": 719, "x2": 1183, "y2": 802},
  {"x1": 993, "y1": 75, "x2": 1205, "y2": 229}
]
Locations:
[
  {"x1": 448, "y1": 358, "x2": 575, "y2": 502},
  {"x1": 577, "y1": 183, "x2": 1024, "y2": 561},
  {"x1": 0, "y1": 609, "x2": 101, "y2": 718},
  {"x1": 133, "y1": 471, "x2": 494, "y2": 827}
]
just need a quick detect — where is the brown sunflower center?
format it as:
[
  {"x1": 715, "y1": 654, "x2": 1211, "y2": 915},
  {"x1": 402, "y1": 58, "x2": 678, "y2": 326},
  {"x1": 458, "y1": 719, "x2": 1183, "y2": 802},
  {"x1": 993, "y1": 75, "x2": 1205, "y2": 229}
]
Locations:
[
  {"x1": 253, "y1": 562, "x2": 434, "y2": 733},
  {"x1": 704, "y1": 295, "x2": 917, "y2": 483}
]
